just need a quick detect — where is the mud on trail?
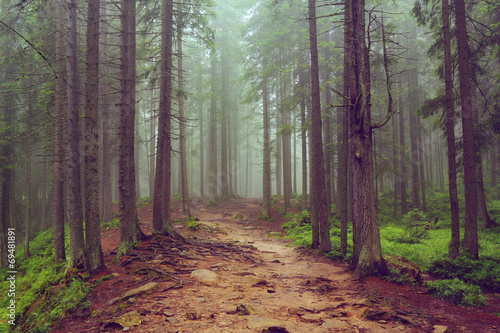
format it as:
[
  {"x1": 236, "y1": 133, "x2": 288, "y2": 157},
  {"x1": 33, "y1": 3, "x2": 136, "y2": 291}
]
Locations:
[{"x1": 52, "y1": 199, "x2": 500, "y2": 333}]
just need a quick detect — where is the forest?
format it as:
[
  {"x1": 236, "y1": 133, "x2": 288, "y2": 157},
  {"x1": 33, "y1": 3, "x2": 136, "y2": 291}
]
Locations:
[{"x1": 0, "y1": 0, "x2": 500, "y2": 331}]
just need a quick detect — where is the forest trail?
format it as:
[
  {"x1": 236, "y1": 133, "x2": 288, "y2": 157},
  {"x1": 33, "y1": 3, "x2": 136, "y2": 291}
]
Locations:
[{"x1": 51, "y1": 199, "x2": 500, "y2": 333}]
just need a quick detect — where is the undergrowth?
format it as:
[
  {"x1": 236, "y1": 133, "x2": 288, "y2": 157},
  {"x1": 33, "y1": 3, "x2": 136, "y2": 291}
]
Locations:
[
  {"x1": 0, "y1": 228, "x2": 91, "y2": 332},
  {"x1": 425, "y1": 278, "x2": 486, "y2": 307},
  {"x1": 428, "y1": 254, "x2": 500, "y2": 292}
]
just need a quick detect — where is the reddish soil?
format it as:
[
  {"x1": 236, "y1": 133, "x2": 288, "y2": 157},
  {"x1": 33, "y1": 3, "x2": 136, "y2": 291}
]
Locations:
[{"x1": 51, "y1": 198, "x2": 500, "y2": 333}]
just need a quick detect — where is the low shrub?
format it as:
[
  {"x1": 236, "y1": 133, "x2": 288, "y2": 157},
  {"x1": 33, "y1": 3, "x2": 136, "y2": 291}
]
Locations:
[
  {"x1": 428, "y1": 254, "x2": 500, "y2": 292},
  {"x1": 425, "y1": 278, "x2": 486, "y2": 307}
]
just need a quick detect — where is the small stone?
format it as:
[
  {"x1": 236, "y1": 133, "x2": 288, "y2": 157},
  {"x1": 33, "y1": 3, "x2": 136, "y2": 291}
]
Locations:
[
  {"x1": 109, "y1": 310, "x2": 141, "y2": 328},
  {"x1": 236, "y1": 303, "x2": 252, "y2": 315},
  {"x1": 243, "y1": 275, "x2": 267, "y2": 286},
  {"x1": 433, "y1": 325, "x2": 449, "y2": 333},
  {"x1": 190, "y1": 269, "x2": 220, "y2": 286},
  {"x1": 165, "y1": 317, "x2": 178, "y2": 323},
  {"x1": 378, "y1": 320, "x2": 387, "y2": 324},
  {"x1": 243, "y1": 226, "x2": 253, "y2": 230},
  {"x1": 186, "y1": 312, "x2": 198, "y2": 320}
]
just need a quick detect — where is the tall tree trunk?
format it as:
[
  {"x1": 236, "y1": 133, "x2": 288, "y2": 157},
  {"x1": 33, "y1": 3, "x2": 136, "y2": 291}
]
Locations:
[
  {"x1": 299, "y1": 65, "x2": 308, "y2": 210},
  {"x1": 309, "y1": 0, "x2": 331, "y2": 253},
  {"x1": 408, "y1": 31, "x2": 420, "y2": 209},
  {"x1": 293, "y1": 110, "x2": 297, "y2": 194},
  {"x1": 348, "y1": 0, "x2": 388, "y2": 278},
  {"x1": 120, "y1": 0, "x2": 145, "y2": 245},
  {"x1": 198, "y1": 57, "x2": 205, "y2": 198},
  {"x1": 417, "y1": 117, "x2": 426, "y2": 211},
  {"x1": 455, "y1": 0, "x2": 478, "y2": 258},
  {"x1": 153, "y1": 0, "x2": 176, "y2": 236},
  {"x1": 435, "y1": 11, "x2": 459, "y2": 242},
  {"x1": 100, "y1": 0, "x2": 113, "y2": 224},
  {"x1": 208, "y1": 51, "x2": 218, "y2": 199},
  {"x1": 398, "y1": 80, "x2": 408, "y2": 215},
  {"x1": 220, "y1": 53, "x2": 229, "y2": 201},
  {"x1": 149, "y1": 88, "x2": 156, "y2": 201},
  {"x1": 84, "y1": 0, "x2": 104, "y2": 272},
  {"x1": 53, "y1": 5, "x2": 66, "y2": 262},
  {"x1": 24, "y1": 94, "x2": 34, "y2": 259},
  {"x1": 338, "y1": 1, "x2": 351, "y2": 256},
  {"x1": 66, "y1": 0, "x2": 85, "y2": 267},
  {"x1": 392, "y1": 115, "x2": 399, "y2": 218},
  {"x1": 281, "y1": 77, "x2": 292, "y2": 212},
  {"x1": 177, "y1": 12, "x2": 190, "y2": 217},
  {"x1": 262, "y1": 59, "x2": 272, "y2": 219},
  {"x1": 276, "y1": 108, "x2": 282, "y2": 196}
]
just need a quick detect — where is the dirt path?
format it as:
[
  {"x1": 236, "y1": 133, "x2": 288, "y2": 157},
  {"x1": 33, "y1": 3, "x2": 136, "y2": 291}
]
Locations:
[{"x1": 52, "y1": 199, "x2": 500, "y2": 333}]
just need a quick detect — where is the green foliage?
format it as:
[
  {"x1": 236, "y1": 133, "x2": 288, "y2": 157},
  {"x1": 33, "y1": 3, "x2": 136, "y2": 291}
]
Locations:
[
  {"x1": 425, "y1": 279, "x2": 486, "y2": 307},
  {"x1": 428, "y1": 254, "x2": 500, "y2": 292},
  {"x1": 101, "y1": 218, "x2": 119, "y2": 229},
  {"x1": 383, "y1": 210, "x2": 431, "y2": 244},
  {"x1": 186, "y1": 220, "x2": 200, "y2": 231},
  {"x1": 381, "y1": 227, "x2": 451, "y2": 269},
  {"x1": 384, "y1": 268, "x2": 418, "y2": 286},
  {"x1": 206, "y1": 199, "x2": 219, "y2": 207},
  {"x1": 487, "y1": 200, "x2": 500, "y2": 222},
  {"x1": 136, "y1": 197, "x2": 150, "y2": 208}
]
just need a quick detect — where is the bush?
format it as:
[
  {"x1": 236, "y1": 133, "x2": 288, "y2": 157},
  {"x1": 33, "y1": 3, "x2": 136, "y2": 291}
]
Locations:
[
  {"x1": 425, "y1": 278, "x2": 486, "y2": 307},
  {"x1": 428, "y1": 254, "x2": 500, "y2": 292}
]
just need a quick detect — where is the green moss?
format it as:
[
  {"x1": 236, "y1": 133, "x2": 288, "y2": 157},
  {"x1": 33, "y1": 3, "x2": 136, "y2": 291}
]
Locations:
[{"x1": 0, "y1": 228, "x2": 91, "y2": 332}]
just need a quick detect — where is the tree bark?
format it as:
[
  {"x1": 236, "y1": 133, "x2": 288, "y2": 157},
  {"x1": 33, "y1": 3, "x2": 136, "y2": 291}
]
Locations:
[
  {"x1": 262, "y1": 58, "x2": 272, "y2": 219},
  {"x1": 53, "y1": 5, "x2": 66, "y2": 262},
  {"x1": 398, "y1": 80, "x2": 408, "y2": 215},
  {"x1": 100, "y1": 0, "x2": 113, "y2": 224},
  {"x1": 120, "y1": 0, "x2": 145, "y2": 245},
  {"x1": 338, "y1": 1, "x2": 352, "y2": 256},
  {"x1": 84, "y1": 0, "x2": 104, "y2": 272},
  {"x1": 153, "y1": 0, "x2": 176, "y2": 236},
  {"x1": 220, "y1": 52, "x2": 229, "y2": 201},
  {"x1": 208, "y1": 51, "x2": 218, "y2": 199},
  {"x1": 442, "y1": 0, "x2": 460, "y2": 259},
  {"x1": 308, "y1": 0, "x2": 331, "y2": 253},
  {"x1": 177, "y1": 11, "x2": 190, "y2": 217},
  {"x1": 348, "y1": 0, "x2": 389, "y2": 278},
  {"x1": 407, "y1": 30, "x2": 420, "y2": 210},
  {"x1": 299, "y1": 64, "x2": 308, "y2": 210},
  {"x1": 66, "y1": 0, "x2": 85, "y2": 267},
  {"x1": 455, "y1": 0, "x2": 478, "y2": 258}
]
